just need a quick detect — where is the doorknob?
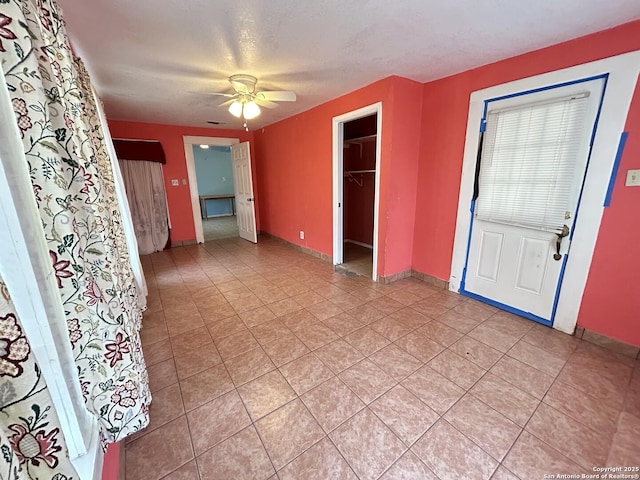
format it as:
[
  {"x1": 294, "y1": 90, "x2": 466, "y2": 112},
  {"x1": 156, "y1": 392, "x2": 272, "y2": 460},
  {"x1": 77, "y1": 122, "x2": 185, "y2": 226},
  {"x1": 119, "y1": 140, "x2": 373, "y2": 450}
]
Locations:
[
  {"x1": 247, "y1": 197, "x2": 254, "y2": 202},
  {"x1": 553, "y1": 225, "x2": 570, "y2": 261}
]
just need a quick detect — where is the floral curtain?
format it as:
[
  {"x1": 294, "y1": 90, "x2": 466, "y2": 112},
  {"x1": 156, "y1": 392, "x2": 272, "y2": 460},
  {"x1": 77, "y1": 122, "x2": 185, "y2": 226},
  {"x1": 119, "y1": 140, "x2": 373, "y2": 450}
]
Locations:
[
  {"x1": 0, "y1": 279, "x2": 79, "y2": 480},
  {"x1": 1, "y1": 0, "x2": 150, "y2": 464}
]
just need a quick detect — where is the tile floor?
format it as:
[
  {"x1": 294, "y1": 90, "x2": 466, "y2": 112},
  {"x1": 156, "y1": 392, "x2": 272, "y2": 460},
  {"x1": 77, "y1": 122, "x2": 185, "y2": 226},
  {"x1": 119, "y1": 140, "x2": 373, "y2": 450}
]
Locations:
[
  {"x1": 202, "y1": 215, "x2": 239, "y2": 241},
  {"x1": 341, "y1": 242, "x2": 373, "y2": 277},
  {"x1": 127, "y1": 236, "x2": 640, "y2": 480}
]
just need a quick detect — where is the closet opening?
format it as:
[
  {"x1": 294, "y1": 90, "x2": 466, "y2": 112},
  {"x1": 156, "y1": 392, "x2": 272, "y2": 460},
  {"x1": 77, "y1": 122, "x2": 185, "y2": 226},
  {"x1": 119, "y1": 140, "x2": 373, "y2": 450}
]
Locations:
[
  {"x1": 342, "y1": 113, "x2": 377, "y2": 276},
  {"x1": 332, "y1": 104, "x2": 381, "y2": 281}
]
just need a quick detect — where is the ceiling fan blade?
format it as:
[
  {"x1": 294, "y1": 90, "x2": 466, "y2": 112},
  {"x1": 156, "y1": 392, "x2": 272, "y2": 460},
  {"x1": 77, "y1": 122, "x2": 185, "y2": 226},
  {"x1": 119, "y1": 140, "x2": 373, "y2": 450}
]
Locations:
[
  {"x1": 256, "y1": 90, "x2": 296, "y2": 102},
  {"x1": 254, "y1": 98, "x2": 278, "y2": 109},
  {"x1": 218, "y1": 98, "x2": 236, "y2": 107},
  {"x1": 189, "y1": 91, "x2": 234, "y2": 97}
]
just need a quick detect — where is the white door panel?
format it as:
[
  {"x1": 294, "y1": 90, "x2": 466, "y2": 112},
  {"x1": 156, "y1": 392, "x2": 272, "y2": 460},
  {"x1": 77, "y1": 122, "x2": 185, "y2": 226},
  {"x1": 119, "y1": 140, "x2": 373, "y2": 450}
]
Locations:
[
  {"x1": 467, "y1": 221, "x2": 558, "y2": 318},
  {"x1": 463, "y1": 78, "x2": 605, "y2": 323},
  {"x1": 231, "y1": 142, "x2": 257, "y2": 243},
  {"x1": 514, "y1": 235, "x2": 552, "y2": 295},
  {"x1": 476, "y1": 230, "x2": 503, "y2": 282}
]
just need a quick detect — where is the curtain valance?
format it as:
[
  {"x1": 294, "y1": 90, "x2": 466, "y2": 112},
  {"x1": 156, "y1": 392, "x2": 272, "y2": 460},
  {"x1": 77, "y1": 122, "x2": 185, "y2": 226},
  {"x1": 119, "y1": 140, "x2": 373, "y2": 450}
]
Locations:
[{"x1": 113, "y1": 139, "x2": 166, "y2": 164}]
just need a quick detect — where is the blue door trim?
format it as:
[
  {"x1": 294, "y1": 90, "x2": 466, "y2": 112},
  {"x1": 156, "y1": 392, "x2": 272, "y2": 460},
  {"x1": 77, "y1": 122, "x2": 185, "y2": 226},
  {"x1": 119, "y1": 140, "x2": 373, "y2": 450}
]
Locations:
[
  {"x1": 461, "y1": 73, "x2": 610, "y2": 325},
  {"x1": 459, "y1": 289, "x2": 554, "y2": 327},
  {"x1": 480, "y1": 74, "x2": 609, "y2": 119},
  {"x1": 604, "y1": 132, "x2": 628, "y2": 207}
]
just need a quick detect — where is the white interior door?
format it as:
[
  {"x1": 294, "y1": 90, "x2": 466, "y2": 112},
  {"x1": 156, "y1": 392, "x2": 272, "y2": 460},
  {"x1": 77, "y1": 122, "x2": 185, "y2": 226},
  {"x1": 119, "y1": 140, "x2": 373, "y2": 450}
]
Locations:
[
  {"x1": 462, "y1": 78, "x2": 605, "y2": 323},
  {"x1": 231, "y1": 142, "x2": 257, "y2": 243}
]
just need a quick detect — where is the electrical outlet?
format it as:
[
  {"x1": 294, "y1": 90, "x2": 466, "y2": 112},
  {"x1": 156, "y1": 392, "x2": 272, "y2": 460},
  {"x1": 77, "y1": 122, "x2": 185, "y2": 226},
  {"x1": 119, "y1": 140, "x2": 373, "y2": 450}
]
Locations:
[
  {"x1": 171, "y1": 179, "x2": 179, "y2": 186},
  {"x1": 182, "y1": 179, "x2": 187, "y2": 185},
  {"x1": 626, "y1": 169, "x2": 640, "y2": 186},
  {"x1": 299, "y1": 231, "x2": 304, "y2": 240},
  {"x1": 222, "y1": 176, "x2": 226, "y2": 182}
]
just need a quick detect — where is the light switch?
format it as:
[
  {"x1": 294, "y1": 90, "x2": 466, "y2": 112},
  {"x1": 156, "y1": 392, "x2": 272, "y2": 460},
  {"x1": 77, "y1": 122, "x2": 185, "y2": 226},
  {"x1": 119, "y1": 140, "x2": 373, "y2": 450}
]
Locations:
[
  {"x1": 222, "y1": 176, "x2": 226, "y2": 182},
  {"x1": 171, "y1": 179, "x2": 179, "y2": 186},
  {"x1": 626, "y1": 169, "x2": 640, "y2": 187}
]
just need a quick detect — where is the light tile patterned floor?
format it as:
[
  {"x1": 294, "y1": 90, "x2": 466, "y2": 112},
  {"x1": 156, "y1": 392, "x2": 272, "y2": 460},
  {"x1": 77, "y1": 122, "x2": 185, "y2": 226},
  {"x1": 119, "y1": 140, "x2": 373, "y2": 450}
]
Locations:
[
  {"x1": 127, "y1": 236, "x2": 640, "y2": 480},
  {"x1": 202, "y1": 215, "x2": 239, "y2": 241},
  {"x1": 341, "y1": 242, "x2": 373, "y2": 277}
]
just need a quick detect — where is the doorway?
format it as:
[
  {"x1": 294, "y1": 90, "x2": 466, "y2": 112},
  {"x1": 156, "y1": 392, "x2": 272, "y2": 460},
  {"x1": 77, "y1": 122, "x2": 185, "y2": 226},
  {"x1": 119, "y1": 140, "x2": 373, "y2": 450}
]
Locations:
[
  {"x1": 461, "y1": 77, "x2": 606, "y2": 326},
  {"x1": 192, "y1": 144, "x2": 239, "y2": 241},
  {"x1": 332, "y1": 103, "x2": 382, "y2": 280},
  {"x1": 183, "y1": 136, "x2": 240, "y2": 244},
  {"x1": 449, "y1": 51, "x2": 640, "y2": 334}
]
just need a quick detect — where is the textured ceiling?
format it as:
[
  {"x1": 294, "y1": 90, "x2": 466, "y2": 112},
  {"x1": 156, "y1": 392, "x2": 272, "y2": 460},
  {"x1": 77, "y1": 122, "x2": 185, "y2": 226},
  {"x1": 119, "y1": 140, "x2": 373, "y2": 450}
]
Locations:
[{"x1": 58, "y1": 0, "x2": 640, "y2": 130}]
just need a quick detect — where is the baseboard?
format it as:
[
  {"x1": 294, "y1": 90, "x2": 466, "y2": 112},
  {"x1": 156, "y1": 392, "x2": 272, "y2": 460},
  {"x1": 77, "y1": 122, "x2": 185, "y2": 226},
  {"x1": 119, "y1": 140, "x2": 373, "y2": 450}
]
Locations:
[
  {"x1": 170, "y1": 239, "x2": 197, "y2": 247},
  {"x1": 259, "y1": 231, "x2": 333, "y2": 263},
  {"x1": 574, "y1": 326, "x2": 640, "y2": 358},
  {"x1": 203, "y1": 213, "x2": 235, "y2": 219},
  {"x1": 378, "y1": 269, "x2": 450, "y2": 288},
  {"x1": 344, "y1": 239, "x2": 373, "y2": 249},
  {"x1": 410, "y1": 270, "x2": 449, "y2": 289},
  {"x1": 378, "y1": 270, "x2": 412, "y2": 284}
]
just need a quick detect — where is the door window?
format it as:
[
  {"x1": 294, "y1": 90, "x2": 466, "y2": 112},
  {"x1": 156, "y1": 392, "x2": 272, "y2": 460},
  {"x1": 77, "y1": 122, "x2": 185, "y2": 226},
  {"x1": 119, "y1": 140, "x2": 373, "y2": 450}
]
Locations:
[{"x1": 476, "y1": 94, "x2": 590, "y2": 234}]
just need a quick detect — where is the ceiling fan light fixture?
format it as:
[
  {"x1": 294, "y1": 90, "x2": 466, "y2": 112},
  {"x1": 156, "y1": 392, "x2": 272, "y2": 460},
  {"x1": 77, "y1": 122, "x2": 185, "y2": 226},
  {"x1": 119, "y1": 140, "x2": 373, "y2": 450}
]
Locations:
[
  {"x1": 243, "y1": 101, "x2": 260, "y2": 120},
  {"x1": 213, "y1": 74, "x2": 295, "y2": 125},
  {"x1": 228, "y1": 100, "x2": 243, "y2": 118}
]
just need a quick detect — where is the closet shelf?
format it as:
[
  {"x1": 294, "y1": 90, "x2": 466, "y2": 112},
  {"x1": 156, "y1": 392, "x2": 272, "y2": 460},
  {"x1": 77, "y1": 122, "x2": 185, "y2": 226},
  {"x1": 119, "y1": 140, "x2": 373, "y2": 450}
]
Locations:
[
  {"x1": 344, "y1": 169, "x2": 376, "y2": 174},
  {"x1": 344, "y1": 170, "x2": 375, "y2": 187},
  {"x1": 344, "y1": 134, "x2": 376, "y2": 145}
]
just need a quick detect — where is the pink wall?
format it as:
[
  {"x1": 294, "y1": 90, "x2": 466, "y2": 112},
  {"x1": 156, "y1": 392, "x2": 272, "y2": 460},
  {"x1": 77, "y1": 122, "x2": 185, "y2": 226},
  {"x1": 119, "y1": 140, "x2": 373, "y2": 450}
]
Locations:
[
  {"x1": 411, "y1": 19, "x2": 640, "y2": 345},
  {"x1": 253, "y1": 78, "x2": 393, "y2": 264},
  {"x1": 253, "y1": 76, "x2": 423, "y2": 277},
  {"x1": 578, "y1": 82, "x2": 640, "y2": 346},
  {"x1": 108, "y1": 120, "x2": 253, "y2": 242},
  {"x1": 101, "y1": 442, "x2": 119, "y2": 480},
  {"x1": 383, "y1": 77, "x2": 423, "y2": 275},
  {"x1": 413, "y1": 77, "x2": 472, "y2": 279}
]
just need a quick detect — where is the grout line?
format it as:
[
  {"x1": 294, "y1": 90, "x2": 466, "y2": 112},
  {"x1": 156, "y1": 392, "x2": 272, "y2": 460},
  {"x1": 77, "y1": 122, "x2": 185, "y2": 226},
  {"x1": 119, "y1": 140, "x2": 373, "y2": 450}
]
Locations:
[
  {"x1": 325, "y1": 432, "x2": 365, "y2": 479},
  {"x1": 232, "y1": 377, "x2": 281, "y2": 476}
]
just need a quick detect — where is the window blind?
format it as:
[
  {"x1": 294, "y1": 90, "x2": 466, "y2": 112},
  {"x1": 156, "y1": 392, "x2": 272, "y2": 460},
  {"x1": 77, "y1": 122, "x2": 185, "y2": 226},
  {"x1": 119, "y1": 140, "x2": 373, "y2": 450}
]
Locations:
[{"x1": 475, "y1": 95, "x2": 589, "y2": 233}]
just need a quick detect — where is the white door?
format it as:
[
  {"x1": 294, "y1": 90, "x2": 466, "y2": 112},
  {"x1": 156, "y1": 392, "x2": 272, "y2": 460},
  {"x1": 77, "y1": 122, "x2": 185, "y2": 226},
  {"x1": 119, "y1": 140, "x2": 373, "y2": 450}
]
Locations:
[
  {"x1": 231, "y1": 142, "x2": 257, "y2": 243},
  {"x1": 462, "y1": 79, "x2": 605, "y2": 323}
]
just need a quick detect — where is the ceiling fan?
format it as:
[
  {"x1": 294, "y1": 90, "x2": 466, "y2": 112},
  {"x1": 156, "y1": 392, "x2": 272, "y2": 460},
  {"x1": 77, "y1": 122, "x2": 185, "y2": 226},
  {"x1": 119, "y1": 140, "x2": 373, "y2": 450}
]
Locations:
[{"x1": 206, "y1": 74, "x2": 296, "y2": 129}]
